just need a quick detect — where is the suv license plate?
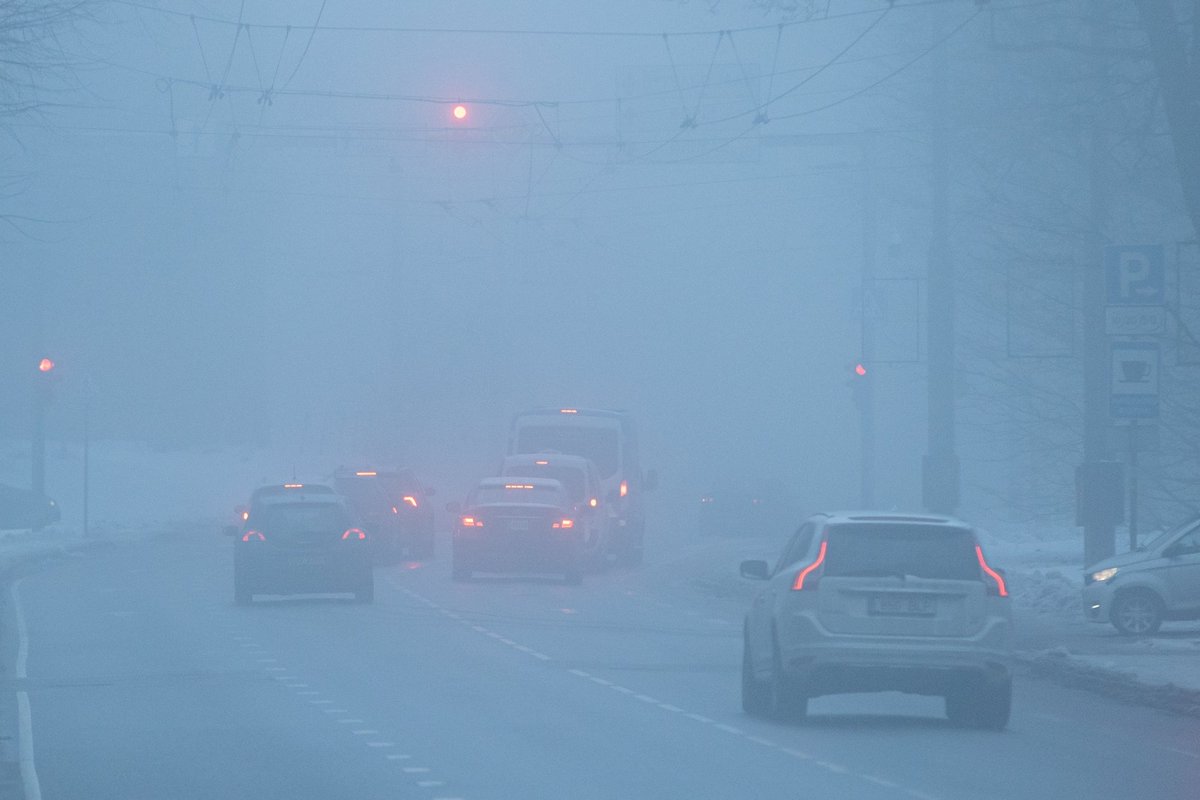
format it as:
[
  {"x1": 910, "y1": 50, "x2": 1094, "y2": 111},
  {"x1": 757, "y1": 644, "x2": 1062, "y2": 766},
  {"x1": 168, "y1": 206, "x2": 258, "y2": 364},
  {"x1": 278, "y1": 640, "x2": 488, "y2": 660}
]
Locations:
[{"x1": 868, "y1": 594, "x2": 936, "y2": 617}]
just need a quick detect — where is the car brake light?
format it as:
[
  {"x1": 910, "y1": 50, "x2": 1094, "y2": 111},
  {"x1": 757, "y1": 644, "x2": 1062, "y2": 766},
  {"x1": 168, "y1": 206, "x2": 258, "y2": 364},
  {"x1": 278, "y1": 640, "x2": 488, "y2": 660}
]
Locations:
[
  {"x1": 283, "y1": 483, "x2": 303, "y2": 489},
  {"x1": 341, "y1": 528, "x2": 367, "y2": 540},
  {"x1": 242, "y1": 530, "x2": 265, "y2": 542},
  {"x1": 552, "y1": 518, "x2": 575, "y2": 529},
  {"x1": 976, "y1": 545, "x2": 1008, "y2": 597},
  {"x1": 392, "y1": 506, "x2": 399, "y2": 514},
  {"x1": 619, "y1": 480, "x2": 628, "y2": 498},
  {"x1": 535, "y1": 459, "x2": 549, "y2": 465},
  {"x1": 403, "y1": 495, "x2": 418, "y2": 508},
  {"x1": 791, "y1": 540, "x2": 827, "y2": 591},
  {"x1": 355, "y1": 471, "x2": 377, "y2": 477},
  {"x1": 461, "y1": 516, "x2": 483, "y2": 527},
  {"x1": 559, "y1": 408, "x2": 578, "y2": 414}
]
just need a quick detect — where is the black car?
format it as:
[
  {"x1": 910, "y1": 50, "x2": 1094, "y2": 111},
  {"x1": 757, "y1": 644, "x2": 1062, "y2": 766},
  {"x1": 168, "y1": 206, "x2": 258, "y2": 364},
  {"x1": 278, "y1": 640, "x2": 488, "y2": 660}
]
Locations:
[
  {"x1": 232, "y1": 485, "x2": 373, "y2": 604},
  {"x1": 452, "y1": 478, "x2": 584, "y2": 584},
  {"x1": 332, "y1": 468, "x2": 436, "y2": 560}
]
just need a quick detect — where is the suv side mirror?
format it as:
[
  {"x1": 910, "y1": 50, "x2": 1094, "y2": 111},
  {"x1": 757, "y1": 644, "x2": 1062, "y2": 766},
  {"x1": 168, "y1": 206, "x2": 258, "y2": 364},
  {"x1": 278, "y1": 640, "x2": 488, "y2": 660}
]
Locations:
[
  {"x1": 644, "y1": 469, "x2": 658, "y2": 492},
  {"x1": 740, "y1": 559, "x2": 770, "y2": 580},
  {"x1": 445, "y1": 501, "x2": 461, "y2": 515}
]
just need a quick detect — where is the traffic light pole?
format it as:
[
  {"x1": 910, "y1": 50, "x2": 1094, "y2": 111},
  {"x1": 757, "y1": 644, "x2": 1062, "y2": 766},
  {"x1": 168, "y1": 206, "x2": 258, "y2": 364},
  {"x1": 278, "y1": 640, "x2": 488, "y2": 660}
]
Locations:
[
  {"x1": 859, "y1": 131, "x2": 877, "y2": 508},
  {"x1": 32, "y1": 381, "x2": 47, "y2": 498},
  {"x1": 923, "y1": 37, "x2": 959, "y2": 514}
]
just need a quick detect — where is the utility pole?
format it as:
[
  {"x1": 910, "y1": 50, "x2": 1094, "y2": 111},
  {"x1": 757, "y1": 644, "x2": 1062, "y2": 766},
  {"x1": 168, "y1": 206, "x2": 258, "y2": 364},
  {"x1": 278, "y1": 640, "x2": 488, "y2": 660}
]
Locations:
[
  {"x1": 923, "y1": 35, "x2": 958, "y2": 514},
  {"x1": 1081, "y1": 2, "x2": 1117, "y2": 566},
  {"x1": 32, "y1": 357, "x2": 55, "y2": 499},
  {"x1": 859, "y1": 130, "x2": 877, "y2": 508}
]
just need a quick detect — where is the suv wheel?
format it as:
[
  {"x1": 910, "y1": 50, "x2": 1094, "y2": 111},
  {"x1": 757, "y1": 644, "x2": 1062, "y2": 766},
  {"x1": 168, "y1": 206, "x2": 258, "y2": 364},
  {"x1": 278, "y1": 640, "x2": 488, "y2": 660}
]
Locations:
[
  {"x1": 946, "y1": 678, "x2": 1011, "y2": 730},
  {"x1": 741, "y1": 636, "x2": 770, "y2": 716},
  {"x1": 766, "y1": 639, "x2": 807, "y2": 721},
  {"x1": 1110, "y1": 590, "x2": 1164, "y2": 636}
]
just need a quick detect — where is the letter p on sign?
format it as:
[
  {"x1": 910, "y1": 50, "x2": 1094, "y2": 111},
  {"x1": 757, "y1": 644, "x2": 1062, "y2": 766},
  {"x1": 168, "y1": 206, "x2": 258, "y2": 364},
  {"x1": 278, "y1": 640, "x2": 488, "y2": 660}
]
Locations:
[{"x1": 1105, "y1": 245, "x2": 1164, "y2": 306}]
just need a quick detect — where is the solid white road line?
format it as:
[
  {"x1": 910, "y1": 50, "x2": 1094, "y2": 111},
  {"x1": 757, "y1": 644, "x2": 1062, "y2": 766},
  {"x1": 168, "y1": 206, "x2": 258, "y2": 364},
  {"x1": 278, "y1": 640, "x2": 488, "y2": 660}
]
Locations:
[{"x1": 11, "y1": 579, "x2": 42, "y2": 800}]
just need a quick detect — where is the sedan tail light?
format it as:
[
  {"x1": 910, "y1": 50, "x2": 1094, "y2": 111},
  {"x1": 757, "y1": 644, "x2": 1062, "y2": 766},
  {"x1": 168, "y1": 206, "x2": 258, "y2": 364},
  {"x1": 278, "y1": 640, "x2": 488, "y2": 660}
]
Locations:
[
  {"x1": 791, "y1": 540, "x2": 827, "y2": 591},
  {"x1": 241, "y1": 529, "x2": 265, "y2": 542},
  {"x1": 976, "y1": 545, "x2": 1008, "y2": 597},
  {"x1": 341, "y1": 528, "x2": 367, "y2": 541},
  {"x1": 552, "y1": 518, "x2": 575, "y2": 529},
  {"x1": 460, "y1": 516, "x2": 483, "y2": 528},
  {"x1": 402, "y1": 495, "x2": 419, "y2": 508}
]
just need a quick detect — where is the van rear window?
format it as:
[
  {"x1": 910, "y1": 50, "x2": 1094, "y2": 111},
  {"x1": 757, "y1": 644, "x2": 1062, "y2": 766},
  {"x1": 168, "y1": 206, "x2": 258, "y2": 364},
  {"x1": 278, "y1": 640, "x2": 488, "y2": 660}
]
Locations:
[{"x1": 823, "y1": 524, "x2": 978, "y2": 581}]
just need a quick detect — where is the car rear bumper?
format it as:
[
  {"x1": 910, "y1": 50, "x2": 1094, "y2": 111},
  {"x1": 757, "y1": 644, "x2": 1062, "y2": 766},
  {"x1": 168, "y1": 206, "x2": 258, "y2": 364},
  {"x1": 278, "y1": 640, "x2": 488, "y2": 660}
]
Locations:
[
  {"x1": 778, "y1": 614, "x2": 1013, "y2": 696},
  {"x1": 454, "y1": 534, "x2": 580, "y2": 572},
  {"x1": 236, "y1": 547, "x2": 371, "y2": 594}
]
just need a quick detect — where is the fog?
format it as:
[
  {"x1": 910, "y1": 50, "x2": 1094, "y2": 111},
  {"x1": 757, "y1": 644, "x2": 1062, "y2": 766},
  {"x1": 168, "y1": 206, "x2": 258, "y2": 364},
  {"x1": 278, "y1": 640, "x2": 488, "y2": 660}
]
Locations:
[{"x1": 4, "y1": 1, "x2": 1198, "y2": 529}]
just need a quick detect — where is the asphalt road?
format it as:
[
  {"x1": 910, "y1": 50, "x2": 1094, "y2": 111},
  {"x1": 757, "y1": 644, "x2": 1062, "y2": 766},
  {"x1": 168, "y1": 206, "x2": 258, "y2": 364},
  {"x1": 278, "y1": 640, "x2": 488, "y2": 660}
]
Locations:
[{"x1": 4, "y1": 531, "x2": 1198, "y2": 800}]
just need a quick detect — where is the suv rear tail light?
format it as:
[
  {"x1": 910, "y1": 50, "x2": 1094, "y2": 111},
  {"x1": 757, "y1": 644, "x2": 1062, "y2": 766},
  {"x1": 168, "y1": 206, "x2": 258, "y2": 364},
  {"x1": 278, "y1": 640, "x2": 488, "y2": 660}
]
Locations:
[
  {"x1": 552, "y1": 518, "x2": 575, "y2": 529},
  {"x1": 241, "y1": 529, "x2": 265, "y2": 542},
  {"x1": 460, "y1": 516, "x2": 483, "y2": 528},
  {"x1": 342, "y1": 528, "x2": 367, "y2": 541},
  {"x1": 619, "y1": 480, "x2": 628, "y2": 498},
  {"x1": 791, "y1": 540, "x2": 827, "y2": 591},
  {"x1": 402, "y1": 495, "x2": 419, "y2": 508},
  {"x1": 976, "y1": 545, "x2": 1008, "y2": 597}
]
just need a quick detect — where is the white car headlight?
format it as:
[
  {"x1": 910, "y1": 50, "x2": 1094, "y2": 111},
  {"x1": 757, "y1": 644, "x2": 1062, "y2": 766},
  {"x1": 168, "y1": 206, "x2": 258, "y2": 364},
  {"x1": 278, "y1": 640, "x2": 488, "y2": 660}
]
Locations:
[{"x1": 1090, "y1": 567, "x2": 1119, "y2": 583}]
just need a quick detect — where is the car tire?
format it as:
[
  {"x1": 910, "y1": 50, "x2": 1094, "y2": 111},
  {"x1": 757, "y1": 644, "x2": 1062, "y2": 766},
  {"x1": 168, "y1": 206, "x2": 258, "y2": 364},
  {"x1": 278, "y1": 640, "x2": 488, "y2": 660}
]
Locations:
[
  {"x1": 766, "y1": 638, "x2": 807, "y2": 721},
  {"x1": 354, "y1": 575, "x2": 374, "y2": 604},
  {"x1": 946, "y1": 678, "x2": 1011, "y2": 730},
  {"x1": 741, "y1": 635, "x2": 770, "y2": 716},
  {"x1": 1110, "y1": 589, "x2": 1164, "y2": 636}
]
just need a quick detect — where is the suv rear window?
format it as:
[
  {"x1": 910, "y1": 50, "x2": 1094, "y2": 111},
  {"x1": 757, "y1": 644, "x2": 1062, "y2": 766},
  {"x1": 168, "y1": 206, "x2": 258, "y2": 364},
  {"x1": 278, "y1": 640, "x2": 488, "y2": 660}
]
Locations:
[
  {"x1": 823, "y1": 524, "x2": 978, "y2": 581},
  {"x1": 257, "y1": 503, "x2": 349, "y2": 533}
]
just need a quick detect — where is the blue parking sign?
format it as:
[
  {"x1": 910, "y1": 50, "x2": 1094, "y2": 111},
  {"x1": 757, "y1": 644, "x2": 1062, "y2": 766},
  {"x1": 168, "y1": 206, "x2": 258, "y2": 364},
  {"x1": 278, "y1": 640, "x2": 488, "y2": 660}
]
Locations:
[{"x1": 1105, "y1": 245, "x2": 1164, "y2": 305}]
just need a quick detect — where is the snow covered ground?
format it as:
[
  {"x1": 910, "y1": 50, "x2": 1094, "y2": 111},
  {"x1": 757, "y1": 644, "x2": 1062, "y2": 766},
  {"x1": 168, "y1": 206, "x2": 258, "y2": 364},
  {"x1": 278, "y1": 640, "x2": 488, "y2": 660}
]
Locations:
[{"x1": 2, "y1": 439, "x2": 1197, "y2": 704}]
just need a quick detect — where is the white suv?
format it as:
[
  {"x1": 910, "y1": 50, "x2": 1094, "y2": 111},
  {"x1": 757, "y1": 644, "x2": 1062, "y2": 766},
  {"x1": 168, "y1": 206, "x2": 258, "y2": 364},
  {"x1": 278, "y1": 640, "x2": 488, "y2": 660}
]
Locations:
[
  {"x1": 740, "y1": 512, "x2": 1013, "y2": 729},
  {"x1": 1082, "y1": 515, "x2": 1200, "y2": 635}
]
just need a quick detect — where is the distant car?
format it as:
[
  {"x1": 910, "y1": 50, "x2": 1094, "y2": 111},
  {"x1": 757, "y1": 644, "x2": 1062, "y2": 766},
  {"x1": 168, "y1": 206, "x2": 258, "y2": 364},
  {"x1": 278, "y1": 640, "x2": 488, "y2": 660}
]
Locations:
[
  {"x1": 0, "y1": 483, "x2": 60, "y2": 530},
  {"x1": 232, "y1": 484, "x2": 373, "y2": 604},
  {"x1": 332, "y1": 469, "x2": 437, "y2": 560},
  {"x1": 1083, "y1": 515, "x2": 1200, "y2": 635},
  {"x1": 373, "y1": 468, "x2": 437, "y2": 559},
  {"x1": 698, "y1": 481, "x2": 798, "y2": 539},
  {"x1": 452, "y1": 477, "x2": 585, "y2": 584},
  {"x1": 499, "y1": 453, "x2": 609, "y2": 567},
  {"x1": 740, "y1": 512, "x2": 1013, "y2": 729}
]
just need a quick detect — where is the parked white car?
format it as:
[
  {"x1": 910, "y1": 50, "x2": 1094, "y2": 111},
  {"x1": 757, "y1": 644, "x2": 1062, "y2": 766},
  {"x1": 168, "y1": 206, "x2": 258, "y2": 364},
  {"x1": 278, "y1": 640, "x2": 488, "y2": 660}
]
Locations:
[{"x1": 1082, "y1": 516, "x2": 1200, "y2": 635}]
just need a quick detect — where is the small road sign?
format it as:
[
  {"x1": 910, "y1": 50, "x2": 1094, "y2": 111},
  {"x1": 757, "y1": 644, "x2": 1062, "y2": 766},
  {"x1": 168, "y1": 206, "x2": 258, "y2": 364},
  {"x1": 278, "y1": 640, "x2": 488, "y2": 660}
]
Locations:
[
  {"x1": 1110, "y1": 340, "x2": 1160, "y2": 420},
  {"x1": 1106, "y1": 245, "x2": 1165, "y2": 305}
]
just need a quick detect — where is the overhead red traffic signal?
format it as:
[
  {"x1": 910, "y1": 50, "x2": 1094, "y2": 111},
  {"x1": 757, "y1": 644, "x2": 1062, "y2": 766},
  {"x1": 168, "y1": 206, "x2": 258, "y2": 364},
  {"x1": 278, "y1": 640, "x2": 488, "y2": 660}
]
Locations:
[{"x1": 38, "y1": 358, "x2": 55, "y2": 373}]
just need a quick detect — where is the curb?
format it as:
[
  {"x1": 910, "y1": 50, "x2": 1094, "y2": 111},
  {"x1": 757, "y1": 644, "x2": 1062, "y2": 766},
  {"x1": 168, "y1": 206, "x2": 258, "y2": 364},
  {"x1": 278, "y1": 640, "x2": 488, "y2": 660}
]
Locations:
[{"x1": 1017, "y1": 649, "x2": 1200, "y2": 719}]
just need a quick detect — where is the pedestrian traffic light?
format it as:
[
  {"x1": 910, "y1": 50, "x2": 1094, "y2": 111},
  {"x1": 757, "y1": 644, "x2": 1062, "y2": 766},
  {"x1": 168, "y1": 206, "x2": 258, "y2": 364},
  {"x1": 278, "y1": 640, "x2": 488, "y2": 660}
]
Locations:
[{"x1": 38, "y1": 357, "x2": 55, "y2": 373}]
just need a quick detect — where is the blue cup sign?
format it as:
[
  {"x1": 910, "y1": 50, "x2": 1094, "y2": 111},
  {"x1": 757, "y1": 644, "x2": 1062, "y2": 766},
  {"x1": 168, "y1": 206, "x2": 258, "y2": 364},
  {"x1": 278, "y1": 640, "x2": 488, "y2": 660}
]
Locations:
[{"x1": 1110, "y1": 340, "x2": 1160, "y2": 420}]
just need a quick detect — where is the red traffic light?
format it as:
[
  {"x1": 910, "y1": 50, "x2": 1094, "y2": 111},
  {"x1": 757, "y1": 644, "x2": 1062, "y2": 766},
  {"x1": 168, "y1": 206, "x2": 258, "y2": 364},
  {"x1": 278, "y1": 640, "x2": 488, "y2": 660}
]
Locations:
[
  {"x1": 854, "y1": 363, "x2": 867, "y2": 376},
  {"x1": 38, "y1": 358, "x2": 55, "y2": 373},
  {"x1": 451, "y1": 103, "x2": 468, "y2": 121}
]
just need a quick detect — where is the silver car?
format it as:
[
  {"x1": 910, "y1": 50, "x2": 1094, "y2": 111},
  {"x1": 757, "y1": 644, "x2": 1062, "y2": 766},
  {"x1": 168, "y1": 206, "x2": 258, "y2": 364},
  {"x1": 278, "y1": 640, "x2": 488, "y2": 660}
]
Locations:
[
  {"x1": 740, "y1": 512, "x2": 1014, "y2": 729},
  {"x1": 1082, "y1": 516, "x2": 1200, "y2": 635}
]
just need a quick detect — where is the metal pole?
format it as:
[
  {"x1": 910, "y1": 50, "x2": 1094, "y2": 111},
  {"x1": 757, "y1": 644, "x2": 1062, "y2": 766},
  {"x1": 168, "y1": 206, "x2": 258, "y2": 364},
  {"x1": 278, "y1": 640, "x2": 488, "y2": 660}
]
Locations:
[
  {"x1": 923, "y1": 36, "x2": 959, "y2": 514},
  {"x1": 1128, "y1": 421, "x2": 1138, "y2": 551},
  {"x1": 32, "y1": 382, "x2": 46, "y2": 498},
  {"x1": 83, "y1": 381, "x2": 90, "y2": 538},
  {"x1": 1082, "y1": 2, "x2": 1115, "y2": 566},
  {"x1": 860, "y1": 131, "x2": 877, "y2": 508}
]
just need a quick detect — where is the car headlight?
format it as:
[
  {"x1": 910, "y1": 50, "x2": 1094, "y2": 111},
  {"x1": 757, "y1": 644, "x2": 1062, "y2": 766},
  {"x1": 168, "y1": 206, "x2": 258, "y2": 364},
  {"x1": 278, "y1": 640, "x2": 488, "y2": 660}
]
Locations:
[{"x1": 1090, "y1": 567, "x2": 1119, "y2": 583}]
